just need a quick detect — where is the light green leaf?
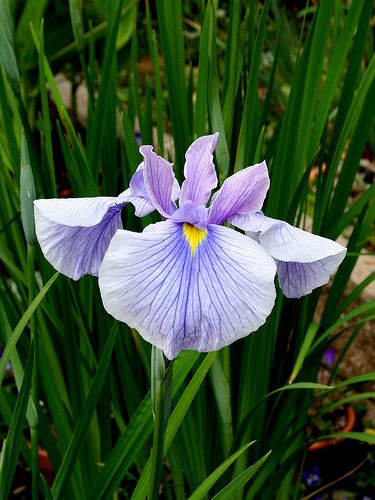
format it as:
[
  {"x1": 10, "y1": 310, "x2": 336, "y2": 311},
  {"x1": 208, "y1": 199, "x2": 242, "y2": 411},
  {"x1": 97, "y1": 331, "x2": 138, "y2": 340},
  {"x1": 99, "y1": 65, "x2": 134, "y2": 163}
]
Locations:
[
  {"x1": 324, "y1": 432, "x2": 375, "y2": 445},
  {"x1": 20, "y1": 133, "x2": 36, "y2": 246},
  {"x1": 289, "y1": 323, "x2": 319, "y2": 382}
]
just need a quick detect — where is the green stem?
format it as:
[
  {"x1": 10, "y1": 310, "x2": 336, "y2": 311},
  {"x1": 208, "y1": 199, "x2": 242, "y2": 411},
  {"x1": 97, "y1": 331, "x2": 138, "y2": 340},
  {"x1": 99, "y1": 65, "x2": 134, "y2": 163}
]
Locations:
[
  {"x1": 148, "y1": 347, "x2": 173, "y2": 500},
  {"x1": 27, "y1": 244, "x2": 39, "y2": 500}
]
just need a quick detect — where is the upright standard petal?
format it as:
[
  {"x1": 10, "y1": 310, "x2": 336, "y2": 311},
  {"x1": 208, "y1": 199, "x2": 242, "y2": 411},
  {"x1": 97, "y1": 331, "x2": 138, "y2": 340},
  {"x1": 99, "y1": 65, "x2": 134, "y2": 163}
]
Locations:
[
  {"x1": 231, "y1": 213, "x2": 347, "y2": 298},
  {"x1": 140, "y1": 146, "x2": 178, "y2": 217},
  {"x1": 34, "y1": 197, "x2": 128, "y2": 280},
  {"x1": 99, "y1": 221, "x2": 276, "y2": 359},
  {"x1": 119, "y1": 162, "x2": 180, "y2": 217},
  {"x1": 179, "y1": 133, "x2": 219, "y2": 206},
  {"x1": 208, "y1": 161, "x2": 270, "y2": 225}
]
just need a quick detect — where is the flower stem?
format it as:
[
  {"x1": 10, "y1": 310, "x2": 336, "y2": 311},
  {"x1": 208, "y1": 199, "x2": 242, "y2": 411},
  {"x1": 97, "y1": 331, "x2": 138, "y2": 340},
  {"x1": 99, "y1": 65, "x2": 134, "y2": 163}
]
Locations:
[{"x1": 148, "y1": 346, "x2": 173, "y2": 500}]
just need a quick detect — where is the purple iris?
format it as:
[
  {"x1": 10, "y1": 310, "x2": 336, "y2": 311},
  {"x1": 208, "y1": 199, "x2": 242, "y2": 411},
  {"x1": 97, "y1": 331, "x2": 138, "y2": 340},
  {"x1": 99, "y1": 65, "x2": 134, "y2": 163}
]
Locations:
[
  {"x1": 323, "y1": 347, "x2": 336, "y2": 366},
  {"x1": 34, "y1": 133, "x2": 346, "y2": 359}
]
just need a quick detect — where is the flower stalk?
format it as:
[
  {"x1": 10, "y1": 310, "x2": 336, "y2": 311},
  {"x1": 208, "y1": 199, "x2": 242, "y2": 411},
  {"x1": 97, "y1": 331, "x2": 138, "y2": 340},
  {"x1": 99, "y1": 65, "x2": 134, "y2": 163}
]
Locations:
[{"x1": 148, "y1": 346, "x2": 173, "y2": 500}]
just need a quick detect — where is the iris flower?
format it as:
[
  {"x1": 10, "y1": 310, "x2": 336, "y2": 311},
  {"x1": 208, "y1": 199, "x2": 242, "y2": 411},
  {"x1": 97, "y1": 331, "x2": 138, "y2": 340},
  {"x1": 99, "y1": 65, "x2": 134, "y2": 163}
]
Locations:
[{"x1": 34, "y1": 133, "x2": 346, "y2": 359}]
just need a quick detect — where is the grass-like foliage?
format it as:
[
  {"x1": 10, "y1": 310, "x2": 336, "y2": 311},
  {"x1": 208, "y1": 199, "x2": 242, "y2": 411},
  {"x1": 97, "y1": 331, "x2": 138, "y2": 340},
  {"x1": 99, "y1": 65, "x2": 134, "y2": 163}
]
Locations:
[{"x1": 0, "y1": 0, "x2": 374, "y2": 498}]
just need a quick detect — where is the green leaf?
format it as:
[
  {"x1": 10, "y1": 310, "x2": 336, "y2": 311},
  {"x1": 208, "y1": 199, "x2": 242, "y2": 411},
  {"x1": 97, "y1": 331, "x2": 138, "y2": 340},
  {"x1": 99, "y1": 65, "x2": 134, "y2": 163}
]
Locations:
[
  {"x1": 207, "y1": 1, "x2": 229, "y2": 180},
  {"x1": 335, "y1": 371, "x2": 375, "y2": 389},
  {"x1": 328, "y1": 182, "x2": 375, "y2": 239},
  {"x1": 222, "y1": 0, "x2": 242, "y2": 146},
  {"x1": 316, "y1": 55, "x2": 375, "y2": 230},
  {"x1": 131, "y1": 352, "x2": 217, "y2": 500},
  {"x1": 234, "y1": 381, "x2": 332, "y2": 452},
  {"x1": 194, "y1": 1, "x2": 211, "y2": 138},
  {"x1": 308, "y1": 0, "x2": 365, "y2": 157},
  {"x1": 187, "y1": 442, "x2": 255, "y2": 500},
  {"x1": 155, "y1": 0, "x2": 190, "y2": 174},
  {"x1": 234, "y1": 0, "x2": 271, "y2": 171},
  {"x1": 320, "y1": 392, "x2": 375, "y2": 415},
  {"x1": 0, "y1": 340, "x2": 33, "y2": 499},
  {"x1": 0, "y1": 272, "x2": 59, "y2": 388},
  {"x1": 312, "y1": 300, "x2": 375, "y2": 351},
  {"x1": 37, "y1": 20, "x2": 56, "y2": 197},
  {"x1": 289, "y1": 322, "x2": 319, "y2": 382},
  {"x1": 211, "y1": 450, "x2": 271, "y2": 500},
  {"x1": 87, "y1": 351, "x2": 200, "y2": 499},
  {"x1": 30, "y1": 25, "x2": 98, "y2": 196},
  {"x1": 51, "y1": 322, "x2": 120, "y2": 499},
  {"x1": 209, "y1": 355, "x2": 233, "y2": 455},
  {"x1": 324, "y1": 432, "x2": 375, "y2": 445},
  {"x1": 267, "y1": 0, "x2": 333, "y2": 217},
  {"x1": 0, "y1": 21, "x2": 20, "y2": 95},
  {"x1": 20, "y1": 133, "x2": 36, "y2": 246},
  {"x1": 15, "y1": 0, "x2": 48, "y2": 71},
  {"x1": 87, "y1": 0, "x2": 125, "y2": 182}
]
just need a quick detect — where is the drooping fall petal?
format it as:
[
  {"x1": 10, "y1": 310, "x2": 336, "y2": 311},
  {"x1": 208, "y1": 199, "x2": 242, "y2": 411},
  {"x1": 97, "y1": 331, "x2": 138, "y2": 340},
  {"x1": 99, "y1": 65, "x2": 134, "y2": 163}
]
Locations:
[
  {"x1": 99, "y1": 220, "x2": 276, "y2": 359},
  {"x1": 34, "y1": 197, "x2": 129, "y2": 280},
  {"x1": 231, "y1": 212, "x2": 346, "y2": 298}
]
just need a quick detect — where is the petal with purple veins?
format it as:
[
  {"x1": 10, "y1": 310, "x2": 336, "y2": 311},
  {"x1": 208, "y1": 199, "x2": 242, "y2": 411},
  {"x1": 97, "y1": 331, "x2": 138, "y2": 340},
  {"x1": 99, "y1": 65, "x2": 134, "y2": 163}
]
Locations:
[
  {"x1": 229, "y1": 211, "x2": 276, "y2": 235},
  {"x1": 258, "y1": 221, "x2": 346, "y2": 264},
  {"x1": 99, "y1": 220, "x2": 276, "y2": 359},
  {"x1": 179, "y1": 133, "x2": 219, "y2": 206},
  {"x1": 120, "y1": 163, "x2": 180, "y2": 218},
  {"x1": 34, "y1": 197, "x2": 128, "y2": 280},
  {"x1": 276, "y1": 255, "x2": 345, "y2": 298},
  {"x1": 208, "y1": 161, "x2": 270, "y2": 225},
  {"x1": 140, "y1": 146, "x2": 178, "y2": 217},
  {"x1": 118, "y1": 187, "x2": 155, "y2": 218},
  {"x1": 231, "y1": 212, "x2": 347, "y2": 298}
]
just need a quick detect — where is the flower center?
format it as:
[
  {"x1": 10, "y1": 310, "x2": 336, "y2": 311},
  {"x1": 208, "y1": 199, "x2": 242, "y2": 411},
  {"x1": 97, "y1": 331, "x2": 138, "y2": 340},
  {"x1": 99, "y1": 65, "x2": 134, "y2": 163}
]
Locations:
[{"x1": 183, "y1": 223, "x2": 208, "y2": 256}]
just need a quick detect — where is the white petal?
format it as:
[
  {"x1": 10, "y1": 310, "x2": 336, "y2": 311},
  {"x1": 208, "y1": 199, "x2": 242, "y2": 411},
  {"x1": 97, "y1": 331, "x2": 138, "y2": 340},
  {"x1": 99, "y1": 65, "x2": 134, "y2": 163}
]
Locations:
[
  {"x1": 258, "y1": 221, "x2": 346, "y2": 263},
  {"x1": 232, "y1": 212, "x2": 347, "y2": 298},
  {"x1": 34, "y1": 197, "x2": 126, "y2": 279},
  {"x1": 99, "y1": 221, "x2": 276, "y2": 359},
  {"x1": 34, "y1": 197, "x2": 127, "y2": 227},
  {"x1": 277, "y1": 255, "x2": 346, "y2": 298}
]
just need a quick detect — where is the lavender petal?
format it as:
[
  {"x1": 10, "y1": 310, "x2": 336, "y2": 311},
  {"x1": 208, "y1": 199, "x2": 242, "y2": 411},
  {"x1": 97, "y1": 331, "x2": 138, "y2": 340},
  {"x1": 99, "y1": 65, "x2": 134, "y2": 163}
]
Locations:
[
  {"x1": 276, "y1": 256, "x2": 345, "y2": 298},
  {"x1": 170, "y1": 200, "x2": 209, "y2": 229},
  {"x1": 208, "y1": 161, "x2": 270, "y2": 225},
  {"x1": 99, "y1": 221, "x2": 276, "y2": 359},
  {"x1": 140, "y1": 146, "x2": 178, "y2": 217},
  {"x1": 34, "y1": 197, "x2": 128, "y2": 280},
  {"x1": 233, "y1": 213, "x2": 346, "y2": 298},
  {"x1": 179, "y1": 133, "x2": 219, "y2": 207}
]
